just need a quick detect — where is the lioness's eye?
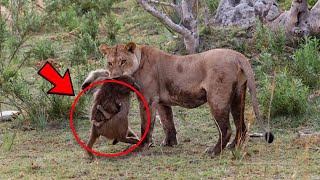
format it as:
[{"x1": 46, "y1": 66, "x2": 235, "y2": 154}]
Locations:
[
  {"x1": 108, "y1": 62, "x2": 113, "y2": 67},
  {"x1": 121, "y1": 60, "x2": 126, "y2": 65}
]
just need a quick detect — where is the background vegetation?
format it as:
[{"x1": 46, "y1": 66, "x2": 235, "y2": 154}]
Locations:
[{"x1": 0, "y1": 0, "x2": 319, "y2": 179}]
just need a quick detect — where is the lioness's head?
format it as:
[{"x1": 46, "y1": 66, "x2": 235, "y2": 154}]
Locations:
[{"x1": 99, "y1": 42, "x2": 140, "y2": 78}]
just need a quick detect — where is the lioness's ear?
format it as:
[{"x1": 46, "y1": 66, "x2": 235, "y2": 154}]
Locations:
[
  {"x1": 99, "y1": 44, "x2": 110, "y2": 55},
  {"x1": 125, "y1": 42, "x2": 136, "y2": 53}
]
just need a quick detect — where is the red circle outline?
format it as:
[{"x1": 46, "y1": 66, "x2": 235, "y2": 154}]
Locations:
[{"x1": 69, "y1": 79, "x2": 150, "y2": 157}]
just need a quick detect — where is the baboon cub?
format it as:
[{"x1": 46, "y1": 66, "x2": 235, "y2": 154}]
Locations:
[{"x1": 81, "y1": 69, "x2": 140, "y2": 158}]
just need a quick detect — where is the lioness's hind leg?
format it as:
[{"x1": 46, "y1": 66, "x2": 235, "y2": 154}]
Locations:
[
  {"x1": 206, "y1": 91, "x2": 232, "y2": 156},
  {"x1": 229, "y1": 83, "x2": 247, "y2": 149}
]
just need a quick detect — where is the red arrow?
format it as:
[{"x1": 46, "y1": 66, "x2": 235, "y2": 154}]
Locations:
[{"x1": 38, "y1": 62, "x2": 75, "y2": 96}]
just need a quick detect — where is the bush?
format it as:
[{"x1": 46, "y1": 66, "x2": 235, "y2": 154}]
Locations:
[
  {"x1": 206, "y1": 0, "x2": 220, "y2": 14},
  {"x1": 75, "y1": 0, "x2": 114, "y2": 16},
  {"x1": 258, "y1": 69, "x2": 309, "y2": 118},
  {"x1": 55, "y1": 6, "x2": 80, "y2": 31},
  {"x1": 1, "y1": 72, "x2": 89, "y2": 129},
  {"x1": 104, "y1": 14, "x2": 122, "y2": 42},
  {"x1": 2, "y1": 131, "x2": 16, "y2": 152},
  {"x1": 255, "y1": 21, "x2": 286, "y2": 56},
  {"x1": 79, "y1": 11, "x2": 99, "y2": 39},
  {"x1": 46, "y1": 0, "x2": 114, "y2": 17},
  {"x1": 46, "y1": 0, "x2": 114, "y2": 33},
  {"x1": 293, "y1": 37, "x2": 320, "y2": 89},
  {"x1": 31, "y1": 39, "x2": 55, "y2": 60},
  {"x1": 0, "y1": 0, "x2": 94, "y2": 130},
  {"x1": 68, "y1": 33, "x2": 100, "y2": 65},
  {"x1": 255, "y1": 52, "x2": 273, "y2": 77}
]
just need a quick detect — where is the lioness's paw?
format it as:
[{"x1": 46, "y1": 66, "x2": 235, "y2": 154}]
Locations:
[
  {"x1": 161, "y1": 137, "x2": 178, "y2": 147},
  {"x1": 205, "y1": 147, "x2": 214, "y2": 154},
  {"x1": 226, "y1": 142, "x2": 236, "y2": 150}
]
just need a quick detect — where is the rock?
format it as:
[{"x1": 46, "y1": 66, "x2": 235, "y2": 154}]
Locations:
[{"x1": 0, "y1": 111, "x2": 20, "y2": 122}]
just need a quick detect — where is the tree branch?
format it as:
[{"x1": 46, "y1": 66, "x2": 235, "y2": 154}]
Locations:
[
  {"x1": 311, "y1": 0, "x2": 320, "y2": 11},
  {"x1": 308, "y1": 0, "x2": 320, "y2": 36},
  {"x1": 137, "y1": 0, "x2": 191, "y2": 36},
  {"x1": 147, "y1": 0, "x2": 180, "y2": 12}
]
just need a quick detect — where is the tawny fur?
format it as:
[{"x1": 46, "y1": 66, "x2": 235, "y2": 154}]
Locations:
[{"x1": 92, "y1": 42, "x2": 274, "y2": 156}]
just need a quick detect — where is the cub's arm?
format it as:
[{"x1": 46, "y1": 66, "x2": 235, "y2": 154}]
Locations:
[
  {"x1": 110, "y1": 97, "x2": 130, "y2": 122},
  {"x1": 91, "y1": 105, "x2": 113, "y2": 127},
  {"x1": 97, "y1": 105, "x2": 113, "y2": 119},
  {"x1": 81, "y1": 69, "x2": 110, "y2": 90}
]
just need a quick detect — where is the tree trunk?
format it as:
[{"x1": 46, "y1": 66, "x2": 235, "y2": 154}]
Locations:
[
  {"x1": 267, "y1": 0, "x2": 309, "y2": 39},
  {"x1": 184, "y1": 34, "x2": 199, "y2": 54},
  {"x1": 307, "y1": 1, "x2": 320, "y2": 37},
  {"x1": 137, "y1": 0, "x2": 199, "y2": 54},
  {"x1": 181, "y1": 0, "x2": 199, "y2": 53}
]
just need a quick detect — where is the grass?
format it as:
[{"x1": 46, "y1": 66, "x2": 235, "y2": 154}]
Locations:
[
  {"x1": 1, "y1": 99, "x2": 320, "y2": 179},
  {"x1": 1, "y1": 0, "x2": 320, "y2": 179}
]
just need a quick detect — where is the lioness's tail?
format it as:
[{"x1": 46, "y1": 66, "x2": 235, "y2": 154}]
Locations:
[{"x1": 237, "y1": 55, "x2": 274, "y2": 144}]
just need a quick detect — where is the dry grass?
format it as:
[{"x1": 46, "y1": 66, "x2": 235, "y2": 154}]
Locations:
[
  {"x1": 1, "y1": 100, "x2": 319, "y2": 179},
  {"x1": 0, "y1": 0, "x2": 319, "y2": 179}
]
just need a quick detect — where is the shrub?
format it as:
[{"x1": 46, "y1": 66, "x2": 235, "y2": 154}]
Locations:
[
  {"x1": 255, "y1": 21, "x2": 286, "y2": 56},
  {"x1": 55, "y1": 6, "x2": 80, "y2": 31},
  {"x1": 31, "y1": 39, "x2": 55, "y2": 60},
  {"x1": 46, "y1": 0, "x2": 114, "y2": 32},
  {"x1": 293, "y1": 37, "x2": 320, "y2": 89},
  {"x1": 206, "y1": 0, "x2": 220, "y2": 14},
  {"x1": 68, "y1": 33, "x2": 100, "y2": 65},
  {"x1": 0, "y1": 0, "x2": 93, "y2": 130},
  {"x1": 255, "y1": 52, "x2": 273, "y2": 77},
  {"x1": 75, "y1": 0, "x2": 114, "y2": 16},
  {"x1": 104, "y1": 14, "x2": 122, "y2": 42},
  {"x1": 79, "y1": 11, "x2": 99, "y2": 39},
  {"x1": 258, "y1": 69, "x2": 309, "y2": 118},
  {"x1": 1, "y1": 72, "x2": 89, "y2": 128},
  {"x1": 2, "y1": 131, "x2": 16, "y2": 152}
]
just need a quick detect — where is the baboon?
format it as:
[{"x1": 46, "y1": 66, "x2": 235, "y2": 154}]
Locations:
[{"x1": 81, "y1": 69, "x2": 140, "y2": 158}]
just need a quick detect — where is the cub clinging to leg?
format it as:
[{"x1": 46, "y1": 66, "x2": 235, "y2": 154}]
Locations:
[{"x1": 82, "y1": 69, "x2": 140, "y2": 158}]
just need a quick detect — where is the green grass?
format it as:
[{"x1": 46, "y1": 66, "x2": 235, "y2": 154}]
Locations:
[
  {"x1": 1, "y1": 0, "x2": 320, "y2": 179},
  {"x1": 1, "y1": 99, "x2": 320, "y2": 179}
]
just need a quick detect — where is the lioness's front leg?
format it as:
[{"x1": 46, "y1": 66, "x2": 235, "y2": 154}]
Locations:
[
  {"x1": 157, "y1": 104, "x2": 177, "y2": 146},
  {"x1": 139, "y1": 98, "x2": 157, "y2": 149}
]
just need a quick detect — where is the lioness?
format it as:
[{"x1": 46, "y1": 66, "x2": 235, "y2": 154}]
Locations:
[{"x1": 87, "y1": 42, "x2": 274, "y2": 156}]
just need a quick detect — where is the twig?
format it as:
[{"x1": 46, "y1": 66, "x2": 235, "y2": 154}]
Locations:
[
  {"x1": 298, "y1": 131, "x2": 320, "y2": 137},
  {"x1": 249, "y1": 132, "x2": 264, "y2": 137},
  {"x1": 11, "y1": 50, "x2": 32, "y2": 78}
]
